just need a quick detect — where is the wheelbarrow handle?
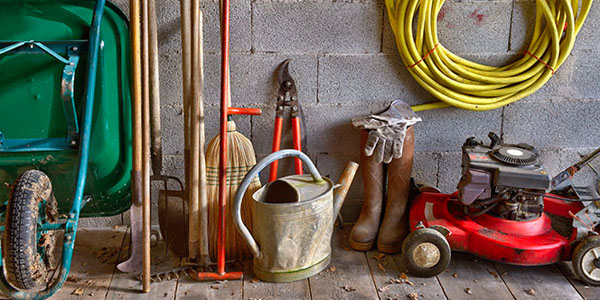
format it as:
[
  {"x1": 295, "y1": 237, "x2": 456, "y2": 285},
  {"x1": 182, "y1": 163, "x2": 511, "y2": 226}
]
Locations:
[{"x1": 232, "y1": 150, "x2": 321, "y2": 258}]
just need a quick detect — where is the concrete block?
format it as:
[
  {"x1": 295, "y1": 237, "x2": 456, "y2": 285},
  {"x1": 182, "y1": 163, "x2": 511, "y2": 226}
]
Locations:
[
  {"x1": 158, "y1": 52, "x2": 183, "y2": 106},
  {"x1": 383, "y1": 1, "x2": 512, "y2": 54},
  {"x1": 412, "y1": 152, "x2": 440, "y2": 187},
  {"x1": 110, "y1": 0, "x2": 252, "y2": 53},
  {"x1": 570, "y1": 50, "x2": 600, "y2": 99},
  {"x1": 382, "y1": 10, "x2": 398, "y2": 54},
  {"x1": 251, "y1": 103, "x2": 300, "y2": 155},
  {"x1": 509, "y1": 1, "x2": 533, "y2": 53},
  {"x1": 202, "y1": 53, "x2": 318, "y2": 106},
  {"x1": 204, "y1": 105, "x2": 253, "y2": 147},
  {"x1": 339, "y1": 198, "x2": 363, "y2": 224},
  {"x1": 79, "y1": 215, "x2": 123, "y2": 228},
  {"x1": 159, "y1": 53, "x2": 317, "y2": 106},
  {"x1": 441, "y1": 1, "x2": 512, "y2": 53},
  {"x1": 159, "y1": 104, "x2": 251, "y2": 156},
  {"x1": 414, "y1": 106, "x2": 503, "y2": 152},
  {"x1": 156, "y1": 0, "x2": 251, "y2": 54},
  {"x1": 503, "y1": 99, "x2": 600, "y2": 149},
  {"x1": 302, "y1": 103, "x2": 389, "y2": 154},
  {"x1": 109, "y1": 0, "x2": 128, "y2": 15},
  {"x1": 538, "y1": 148, "x2": 600, "y2": 189},
  {"x1": 437, "y1": 151, "x2": 462, "y2": 194},
  {"x1": 316, "y1": 153, "x2": 362, "y2": 223},
  {"x1": 161, "y1": 105, "x2": 185, "y2": 155},
  {"x1": 573, "y1": 1, "x2": 600, "y2": 52},
  {"x1": 253, "y1": 0, "x2": 382, "y2": 54},
  {"x1": 318, "y1": 54, "x2": 434, "y2": 105},
  {"x1": 460, "y1": 52, "x2": 520, "y2": 68},
  {"x1": 255, "y1": 152, "x2": 318, "y2": 186}
]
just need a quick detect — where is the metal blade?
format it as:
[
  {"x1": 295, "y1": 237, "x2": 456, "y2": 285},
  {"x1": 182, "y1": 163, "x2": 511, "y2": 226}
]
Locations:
[{"x1": 117, "y1": 204, "x2": 144, "y2": 273}]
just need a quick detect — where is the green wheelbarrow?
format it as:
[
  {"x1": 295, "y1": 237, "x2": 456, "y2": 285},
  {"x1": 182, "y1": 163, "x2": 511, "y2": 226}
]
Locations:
[{"x1": 0, "y1": 0, "x2": 132, "y2": 298}]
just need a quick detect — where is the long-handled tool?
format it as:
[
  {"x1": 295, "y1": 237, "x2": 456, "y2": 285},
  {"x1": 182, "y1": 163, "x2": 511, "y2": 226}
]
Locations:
[
  {"x1": 192, "y1": 0, "x2": 261, "y2": 280},
  {"x1": 268, "y1": 60, "x2": 306, "y2": 182},
  {"x1": 157, "y1": 0, "x2": 209, "y2": 264},
  {"x1": 117, "y1": 0, "x2": 152, "y2": 292},
  {"x1": 552, "y1": 147, "x2": 600, "y2": 192},
  {"x1": 141, "y1": 0, "x2": 152, "y2": 292},
  {"x1": 190, "y1": 0, "x2": 209, "y2": 265},
  {"x1": 117, "y1": 0, "x2": 144, "y2": 280}
]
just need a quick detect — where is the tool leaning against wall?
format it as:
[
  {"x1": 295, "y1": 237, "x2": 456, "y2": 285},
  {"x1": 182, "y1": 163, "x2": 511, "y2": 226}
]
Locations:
[
  {"x1": 0, "y1": 0, "x2": 133, "y2": 298},
  {"x1": 268, "y1": 59, "x2": 307, "y2": 182}
]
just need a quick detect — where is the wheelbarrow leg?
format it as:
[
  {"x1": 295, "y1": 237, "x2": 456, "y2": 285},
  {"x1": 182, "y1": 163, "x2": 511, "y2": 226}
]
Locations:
[{"x1": 0, "y1": 0, "x2": 106, "y2": 298}]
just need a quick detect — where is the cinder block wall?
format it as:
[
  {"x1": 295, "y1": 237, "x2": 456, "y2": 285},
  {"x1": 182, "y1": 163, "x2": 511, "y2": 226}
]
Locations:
[{"x1": 81, "y1": 0, "x2": 600, "y2": 226}]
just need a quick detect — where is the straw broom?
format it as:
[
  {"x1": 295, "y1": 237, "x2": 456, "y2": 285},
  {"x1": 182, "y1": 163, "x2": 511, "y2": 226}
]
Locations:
[{"x1": 206, "y1": 118, "x2": 260, "y2": 260}]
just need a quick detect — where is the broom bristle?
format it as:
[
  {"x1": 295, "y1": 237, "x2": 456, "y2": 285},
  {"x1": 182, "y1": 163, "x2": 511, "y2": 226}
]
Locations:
[{"x1": 206, "y1": 120, "x2": 261, "y2": 260}]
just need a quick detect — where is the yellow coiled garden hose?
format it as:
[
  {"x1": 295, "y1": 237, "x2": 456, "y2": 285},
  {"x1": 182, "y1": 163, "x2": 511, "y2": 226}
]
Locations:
[{"x1": 385, "y1": 0, "x2": 593, "y2": 111}]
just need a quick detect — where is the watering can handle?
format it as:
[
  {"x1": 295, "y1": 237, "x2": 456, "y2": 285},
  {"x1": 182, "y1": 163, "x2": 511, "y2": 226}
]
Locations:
[{"x1": 232, "y1": 150, "x2": 322, "y2": 258}]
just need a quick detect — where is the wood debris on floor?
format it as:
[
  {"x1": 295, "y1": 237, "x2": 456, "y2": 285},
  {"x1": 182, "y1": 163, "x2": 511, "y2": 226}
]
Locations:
[{"x1": 0, "y1": 226, "x2": 592, "y2": 299}]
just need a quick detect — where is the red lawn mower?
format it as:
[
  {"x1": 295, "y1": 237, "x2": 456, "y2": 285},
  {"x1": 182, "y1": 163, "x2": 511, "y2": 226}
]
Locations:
[{"x1": 403, "y1": 132, "x2": 600, "y2": 285}]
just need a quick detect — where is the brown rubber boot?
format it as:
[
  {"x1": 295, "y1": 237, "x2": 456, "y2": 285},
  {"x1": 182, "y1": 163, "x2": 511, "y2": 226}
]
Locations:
[
  {"x1": 349, "y1": 130, "x2": 386, "y2": 251},
  {"x1": 377, "y1": 126, "x2": 415, "y2": 254}
]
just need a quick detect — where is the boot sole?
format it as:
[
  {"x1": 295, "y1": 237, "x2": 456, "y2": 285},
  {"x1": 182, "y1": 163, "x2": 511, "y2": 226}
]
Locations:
[
  {"x1": 349, "y1": 239, "x2": 374, "y2": 251},
  {"x1": 376, "y1": 243, "x2": 403, "y2": 254}
]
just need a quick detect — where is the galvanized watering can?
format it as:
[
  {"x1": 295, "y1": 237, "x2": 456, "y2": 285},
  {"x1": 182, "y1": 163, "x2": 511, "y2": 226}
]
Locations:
[{"x1": 233, "y1": 150, "x2": 358, "y2": 282}]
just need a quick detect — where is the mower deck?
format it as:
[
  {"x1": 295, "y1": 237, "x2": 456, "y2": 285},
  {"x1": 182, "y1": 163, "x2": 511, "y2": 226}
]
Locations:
[{"x1": 409, "y1": 192, "x2": 584, "y2": 265}]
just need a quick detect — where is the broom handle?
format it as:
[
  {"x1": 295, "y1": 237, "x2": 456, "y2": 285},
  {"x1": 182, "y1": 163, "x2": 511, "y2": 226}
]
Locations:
[
  {"x1": 217, "y1": 0, "x2": 261, "y2": 275},
  {"x1": 191, "y1": 3, "x2": 210, "y2": 265},
  {"x1": 149, "y1": 0, "x2": 162, "y2": 176},
  {"x1": 141, "y1": 0, "x2": 152, "y2": 292},
  {"x1": 189, "y1": 0, "x2": 200, "y2": 263},
  {"x1": 180, "y1": 0, "x2": 193, "y2": 260},
  {"x1": 218, "y1": 0, "x2": 230, "y2": 274}
]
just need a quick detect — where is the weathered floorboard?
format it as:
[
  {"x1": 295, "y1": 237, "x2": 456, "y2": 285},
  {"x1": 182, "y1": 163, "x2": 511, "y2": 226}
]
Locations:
[
  {"x1": 106, "y1": 228, "x2": 179, "y2": 300},
  {"x1": 437, "y1": 253, "x2": 514, "y2": 300},
  {"x1": 0, "y1": 226, "x2": 590, "y2": 300},
  {"x1": 495, "y1": 262, "x2": 583, "y2": 300},
  {"x1": 174, "y1": 261, "x2": 243, "y2": 300},
  {"x1": 242, "y1": 259, "x2": 311, "y2": 300},
  {"x1": 50, "y1": 228, "x2": 126, "y2": 300},
  {"x1": 365, "y1": 249, "x2": 447, "y2": 300},
  {"x1": 557, "y1": 261, "x2": 596, "y2": 300},
  {"x1": 308, "y1": 228, "x2": 378, "y2": 300}
]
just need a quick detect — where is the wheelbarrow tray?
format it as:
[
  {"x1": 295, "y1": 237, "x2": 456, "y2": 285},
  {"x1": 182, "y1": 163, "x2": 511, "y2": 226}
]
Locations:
[{"x1": 0, "y1": 0, "x2": 132, "y2": 217}]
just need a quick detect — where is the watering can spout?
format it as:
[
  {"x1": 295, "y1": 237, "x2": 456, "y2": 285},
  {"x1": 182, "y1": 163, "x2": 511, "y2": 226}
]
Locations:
[{"x1": 333, "y1": 162, "x2": 359, "y2": 218}]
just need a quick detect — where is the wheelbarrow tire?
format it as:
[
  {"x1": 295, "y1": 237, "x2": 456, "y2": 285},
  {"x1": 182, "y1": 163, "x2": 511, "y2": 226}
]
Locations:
[{"x1": 3, "y1": 170, "x2": 59, "y2": 290}]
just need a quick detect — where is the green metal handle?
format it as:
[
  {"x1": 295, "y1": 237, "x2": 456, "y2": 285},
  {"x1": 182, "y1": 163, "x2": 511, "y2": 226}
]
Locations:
[
  {"x1": 0, "y1": 41, "x2": 72, "y2": 65},
  {"x1": 0, "y1": 0, "x2": 106, "y2": 299}
]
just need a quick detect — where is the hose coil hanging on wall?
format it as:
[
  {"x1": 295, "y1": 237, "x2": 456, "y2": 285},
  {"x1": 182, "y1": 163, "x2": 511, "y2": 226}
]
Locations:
[{"x1": 385, "y1": 0, "x2": 593, "y2": 111}]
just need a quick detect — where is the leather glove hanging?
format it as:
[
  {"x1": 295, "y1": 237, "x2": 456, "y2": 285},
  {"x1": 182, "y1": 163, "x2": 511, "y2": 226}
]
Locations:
[{"x1": 352, "y1": 100, "x2": 421, "y2": 164}]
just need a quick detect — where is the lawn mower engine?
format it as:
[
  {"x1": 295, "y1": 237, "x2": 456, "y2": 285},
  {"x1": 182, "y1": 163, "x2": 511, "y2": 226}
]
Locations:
[
  {"x1": 403, "y1": 132, "x2": 600, "y2": 286},
  {"x1": 457, "y1": 132, "x2": 550, "y2": 221}
]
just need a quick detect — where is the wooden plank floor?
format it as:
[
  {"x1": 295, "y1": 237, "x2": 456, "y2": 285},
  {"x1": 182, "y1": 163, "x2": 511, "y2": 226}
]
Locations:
[{"x1": 10, "y1": 226, "x2": 586, "y2": 300}]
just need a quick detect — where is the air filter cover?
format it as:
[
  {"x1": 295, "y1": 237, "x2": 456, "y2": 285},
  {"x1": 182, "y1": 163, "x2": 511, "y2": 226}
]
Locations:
[{"x1": 492, "y1": 146, "x2": 538, "y2": 165}]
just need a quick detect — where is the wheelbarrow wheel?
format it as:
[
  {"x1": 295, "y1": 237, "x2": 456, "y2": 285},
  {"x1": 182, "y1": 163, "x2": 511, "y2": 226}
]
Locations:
[
  {"x1": 572, "y1": 236, "x2": 600, "y2": 286},
  {"x1": 3, "y1": 170, "x2": 59, "y2": 290},
  {"x1": 402, "y1": 228, "x2": 451, "y2": 277}
]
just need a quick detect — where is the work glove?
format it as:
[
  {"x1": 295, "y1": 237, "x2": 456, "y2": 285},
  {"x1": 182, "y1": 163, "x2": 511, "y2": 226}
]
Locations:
[{"x1": 352, "y1": 100, "x2": 421, "y2": 164}]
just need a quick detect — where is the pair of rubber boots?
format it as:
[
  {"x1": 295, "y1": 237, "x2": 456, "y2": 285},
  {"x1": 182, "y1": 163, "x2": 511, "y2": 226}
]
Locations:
[{"x1": 349, "y1": 127, "x2": 414, "y2": 253}]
